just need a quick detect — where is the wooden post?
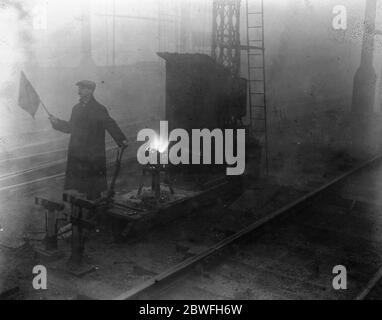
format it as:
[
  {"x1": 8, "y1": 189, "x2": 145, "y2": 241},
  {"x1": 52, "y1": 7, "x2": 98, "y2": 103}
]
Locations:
[
  {"x1": 69, "y1": 205, "x2": 84, "y2": 266},
  {"x1": 45, "y1": 209, "x2": 58, "y2": 250}
]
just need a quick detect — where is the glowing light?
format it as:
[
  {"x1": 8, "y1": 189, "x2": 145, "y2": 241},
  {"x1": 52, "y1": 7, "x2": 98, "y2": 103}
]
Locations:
[{"x1": 150, "y1": 135, "x2": 168, "y2": 154}]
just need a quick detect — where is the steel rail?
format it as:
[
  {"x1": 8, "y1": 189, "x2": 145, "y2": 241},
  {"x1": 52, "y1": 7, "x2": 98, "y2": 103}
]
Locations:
[
  {"x1": 0, "y1": 154, "x2": 138, "y2": 193},
  {"x1": 0, "y1": 134, "x2": 140, "y2": 184},
  {"x1": 113, "y1": 155, "x2": 382, "y2": 300},
  {"x1": 0, "y1": 117, "x2": 158, "y2": 163}
]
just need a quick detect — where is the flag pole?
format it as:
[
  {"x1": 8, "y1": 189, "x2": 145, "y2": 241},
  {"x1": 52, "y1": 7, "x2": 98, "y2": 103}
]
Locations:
[{"x1": 39, "y1": 100, "x2": 52, "y2": 117}]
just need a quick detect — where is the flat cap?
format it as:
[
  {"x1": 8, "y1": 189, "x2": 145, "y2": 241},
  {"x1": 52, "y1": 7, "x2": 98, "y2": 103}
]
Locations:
[{"x1": 75, "y1": 80, "x2": 96, "y2": 90}]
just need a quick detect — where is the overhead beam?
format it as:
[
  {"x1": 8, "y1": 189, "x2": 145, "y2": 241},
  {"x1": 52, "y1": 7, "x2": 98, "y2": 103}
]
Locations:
[{"x1": 95, "y1": 13, "x2": 175, "y2": 23}]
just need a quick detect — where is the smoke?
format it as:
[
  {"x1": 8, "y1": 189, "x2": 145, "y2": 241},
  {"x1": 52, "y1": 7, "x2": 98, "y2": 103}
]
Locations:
[{"x1": 0, "y1": 0, "x2": 36, "y2": 115}]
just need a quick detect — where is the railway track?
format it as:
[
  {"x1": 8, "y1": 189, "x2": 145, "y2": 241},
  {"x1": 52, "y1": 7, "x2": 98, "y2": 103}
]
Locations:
[
  {"x1": 0, "y1": 138, "x2": 139, "y2": 193},
  {"x1": 3, "y1": 121, "x2": 382, "y2": 299},
  {"x1": 0, "y1": 117, "x2": 153, "y2": 162},
  {"x1": 110, "y1": 156, "x2": 382, "y2": 300}
]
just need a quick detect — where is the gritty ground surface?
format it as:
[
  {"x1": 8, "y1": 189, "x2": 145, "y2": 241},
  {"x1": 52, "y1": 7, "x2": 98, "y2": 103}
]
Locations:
[
  {"x1": 141, "y1": 164, "x2": 382, "y2": 300},
  {"x1": 0, "y1": 166, "x2": 307, "y2": 300},
  {"x1": 1, "y1": 108, "x2": 382, "y2": 300}
]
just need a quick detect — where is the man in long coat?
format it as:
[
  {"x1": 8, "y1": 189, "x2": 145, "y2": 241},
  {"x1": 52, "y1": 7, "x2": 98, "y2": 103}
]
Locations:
[{"x1": 50, "y1": 80, "x2": 128, "y2": 199}]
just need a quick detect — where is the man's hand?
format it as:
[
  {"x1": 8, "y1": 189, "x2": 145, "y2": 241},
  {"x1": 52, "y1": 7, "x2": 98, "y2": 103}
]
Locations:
[{"x1": 49, "y1": 115, "x2": 59, "y2": 125}]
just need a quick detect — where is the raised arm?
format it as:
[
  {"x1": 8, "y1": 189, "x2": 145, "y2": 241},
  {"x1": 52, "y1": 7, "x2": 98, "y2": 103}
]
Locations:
[
  {"x1": 50, "y1": 116, "x2": 71, "y2": 134},
  {"x1": 49, "y1": 107, "x2": 75, "y2": 134}
]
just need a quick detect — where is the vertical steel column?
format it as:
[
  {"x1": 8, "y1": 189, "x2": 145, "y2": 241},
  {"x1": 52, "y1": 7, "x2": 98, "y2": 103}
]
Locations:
[
  {"x1": 352, "y1": 0, "x2": 377, "y2": 114},
  {"x1": 180, "y1": 0, "x2": 192, "y2": 53},
  {"x1": 112, "y1": 0, "x2": 116, "y2": 66},
  {"x1": 81, "y1": 0, "x2": 95, "y2": 66}
]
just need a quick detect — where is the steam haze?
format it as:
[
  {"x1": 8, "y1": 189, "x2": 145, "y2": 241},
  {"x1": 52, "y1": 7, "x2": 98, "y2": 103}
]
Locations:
[{"x1": 0, "y1": 0, "x2": 377, "y2": 148}]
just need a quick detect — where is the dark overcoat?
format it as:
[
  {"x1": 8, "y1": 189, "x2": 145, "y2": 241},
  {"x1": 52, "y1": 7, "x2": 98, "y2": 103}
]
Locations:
[{"x1": 52, "y1": 96, "x2": 126, "y2": 199}]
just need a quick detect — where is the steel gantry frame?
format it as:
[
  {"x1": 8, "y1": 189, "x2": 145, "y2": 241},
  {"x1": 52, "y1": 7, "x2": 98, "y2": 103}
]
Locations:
[
  {"x1": 211, "y1": 0, "x2": 269, "y2": 175},
  {"x1": 211, "y1": 0, "x2": 242, "y2": 77}
]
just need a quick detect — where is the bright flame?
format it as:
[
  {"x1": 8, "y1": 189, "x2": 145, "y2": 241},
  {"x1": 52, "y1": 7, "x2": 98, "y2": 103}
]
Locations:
[{"x1": 150, "y1": 135, "x2": 168, "y2": 154}]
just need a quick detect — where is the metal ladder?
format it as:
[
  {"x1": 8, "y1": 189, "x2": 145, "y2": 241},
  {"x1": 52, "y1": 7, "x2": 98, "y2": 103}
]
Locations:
[{"x1": 245, "y1": 0, "x2": 269, "y2": 175}]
